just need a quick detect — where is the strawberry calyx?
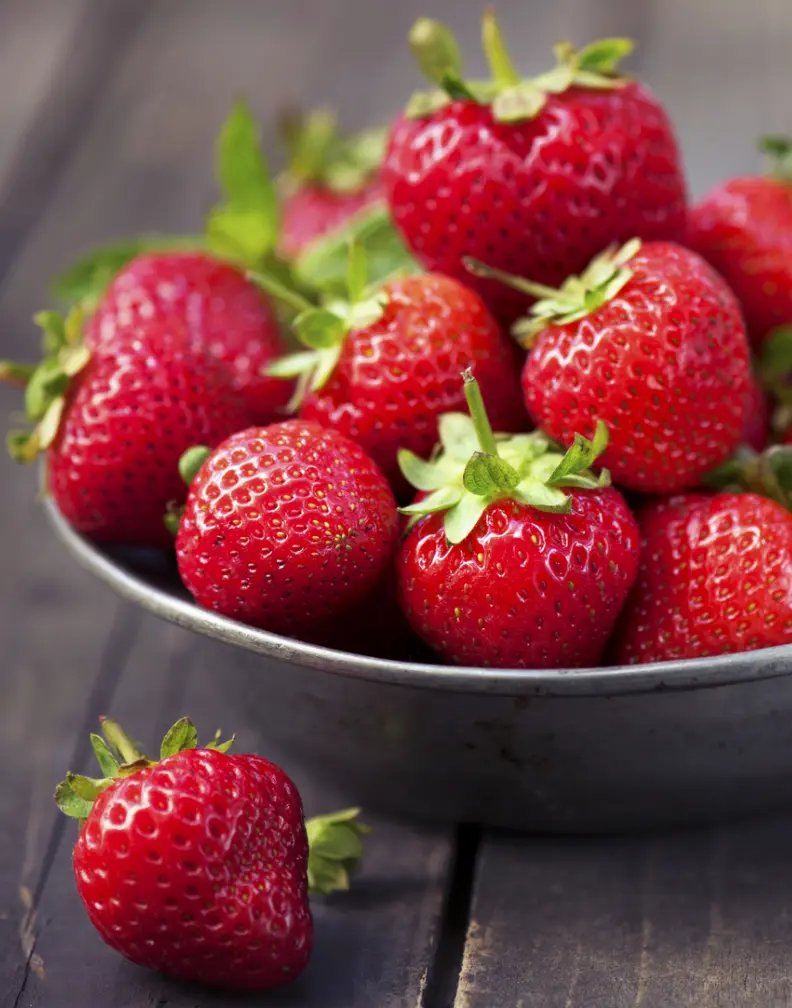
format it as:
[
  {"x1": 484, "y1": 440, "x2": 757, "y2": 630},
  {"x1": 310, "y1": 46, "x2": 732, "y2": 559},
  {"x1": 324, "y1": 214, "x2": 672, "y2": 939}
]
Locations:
[
  {"x1": 405, "y1": 12, "x2": 633, "y2": 123},
  {"x1": 759, "y1": 135, "x2": 792, "y2": 184},
  {"x1": 306, "y1": 808, "x2": 371, "y2": 895},
  {"x1": 465, "y1": 239, "x2": 641, "y2": 348},
  {"x1": 704, "y1": 444, "x2": 792, "y2": 512},
  {"x1": 54, "y1": 716, "x2": 235, "y2": 824},
  {"x1": 1, "y1": 306, "x2": 90, "y2": 463},
  {"x1": 251, "y1": 242, "x2": 389, "y2": 410},
  {"x1": 278, "y1": 106, "x2": 387, "y2": 195},
  {"x1": 758, "y1": 325, "x2": 792, "y2": 435},
  {"x1": 163, "y1": 446, "x2": 212, "y2": 536},
  {"x1": 399, "y1": 370, "x2": 610, "y2": 544}
]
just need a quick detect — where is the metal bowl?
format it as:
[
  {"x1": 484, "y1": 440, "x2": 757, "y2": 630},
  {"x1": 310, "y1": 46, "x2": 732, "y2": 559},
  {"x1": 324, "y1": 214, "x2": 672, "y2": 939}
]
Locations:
[{"x1": 45, "y1": 497, "x2": 792, "y2": 833}]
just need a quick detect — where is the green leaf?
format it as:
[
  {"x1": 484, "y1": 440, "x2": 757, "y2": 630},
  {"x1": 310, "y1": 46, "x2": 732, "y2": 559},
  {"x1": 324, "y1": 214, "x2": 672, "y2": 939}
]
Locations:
[
  {"x1": 160, "y1": 718, "x2": 199, "y2": 760},
  {"x1": 514, "y1": 481, "x2": 572, "y2": 512},
  {"x1": 0, "y1": 360, "x2": 35, "y2": 387},
  {"x1": 405, "y1": 89, "x2": 451, "y2": 119},
  {"x1": 91, "y1": 733, "x2": 120, "y2": 777},
  {"x1": 179, "y1": 445, "x2": 211, "y2": 487},
  {"x1": 54, "y1": 778, "x2": 93, "y2": 819},
  {"x1": 163, "y1": 506, "x2": 184, "y2": 538},
  {"x1": 306, "y1": 807, "x2": 369, "y2": 896},
  {"x1": 294, "y1": 308, "x2": 346, "y2": 350},
  {"x1": 7, "y1": 430, "x2": 39, "y2": 464},
  {"x1": 409, "y1": 17, "x2": 464, "y2": 88},
  {"x1": 398, "y1": 449, "x2": 455, "y2": 492},
  {"x1": 346, "y1": 241, "x2": 369, "y2": 303},
  {"x1": 462, "y1": 451, "x2": 520, "y2": 496},
  {"x1": 444, "y1": 491, "x2": 488, "y2": 544},
  {"x1": 205, "y1": 730, "x2": 235, "y2": 754},
  {"x1": 346, "y1": 294, "x2": 387, "y2": 330},
  {"x1": 266, "y1": 350, "x2": 319, "y2": 379},
  {"x1": 577, "y1": 38, "x2": 634, "y2": 73},
  {"x1": 546, "y1": 422, "x2": 609, "y2": 486},
  {"x1": 66, "y1": 772, "x2": 112, "y2": 802},
  {"x1": 247, "y1": 269, "x2": 314, "y2": 315},
  {"x1": 309, "y1": 346, "x2": 344, "y2": 392},
  {"x1": 208, "y1": 99, "x2": 278, "y2": 266},
  {"x1": 438, "y1": 412, "x2": 479, "y2": 462},
  {"x1": 492, "y1": 82, "x2": 547, "y2": 123},
  {"x1": 51, "y1": 235, "x2": 202, "y2": 309},
  {"x1": 37, "y1": 397, "x2": 65, "y2": 450},
  {"x1": 24, "y1": 358, "x2": 68, "y2": 421},
  {"x1": 34, "y1": 311, "x2": 67, "y2": 354},
  {"x1": 399, "y1": 484, "x2": 464, "y2": 516}
]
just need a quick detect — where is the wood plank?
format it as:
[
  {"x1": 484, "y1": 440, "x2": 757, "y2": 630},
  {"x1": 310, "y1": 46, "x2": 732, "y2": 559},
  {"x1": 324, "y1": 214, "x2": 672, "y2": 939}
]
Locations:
[{"x1": 456, "y1": 818, "x2": 792, "y2": 1008}]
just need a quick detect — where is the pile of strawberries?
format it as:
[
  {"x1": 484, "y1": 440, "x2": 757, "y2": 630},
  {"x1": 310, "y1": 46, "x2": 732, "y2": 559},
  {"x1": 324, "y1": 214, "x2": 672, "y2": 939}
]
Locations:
[{"x1": 7, "y1": 12, "x2": 792, "y2": 672}]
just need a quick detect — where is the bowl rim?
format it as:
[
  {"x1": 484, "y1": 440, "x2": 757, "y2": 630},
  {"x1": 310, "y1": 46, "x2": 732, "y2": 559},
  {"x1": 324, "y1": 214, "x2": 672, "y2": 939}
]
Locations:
[{"x1": 44, "y1": 497, "x2": 792, "y2": 699}]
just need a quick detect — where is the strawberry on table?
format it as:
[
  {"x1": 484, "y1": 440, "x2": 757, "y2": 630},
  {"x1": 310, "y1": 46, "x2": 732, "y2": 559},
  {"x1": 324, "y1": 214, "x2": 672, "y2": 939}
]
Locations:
[
  {"x1": 276, "y1": 106, "x2": 388, "y2": 260},
  {"x1": 254, "y1": 244, "x2": 527, "y2": 497},
  {"x1": 687, "y1": 136, "x2": 792, "y2": 350},
  {"x1": 612, "y1": 455, "x2": 792, "y2": 664},
  {"x1": 396, "y1": 371, "x2": 640, "y2": 669},
  {"x1": 469, "y1": 238, "x2": 751, "y2": 493},
  {"x1": 56, "y1": 716, "x2": 367, "y2": 991},
  {"x1": 175, "y1": 421, "x2": 399, "y2": 637},
  {"x1": 383, "y1": 12, "x2": 687, "y2": 325},
  {"x1": 1, "y1": 310, "x2": 252, "y2": 548}
]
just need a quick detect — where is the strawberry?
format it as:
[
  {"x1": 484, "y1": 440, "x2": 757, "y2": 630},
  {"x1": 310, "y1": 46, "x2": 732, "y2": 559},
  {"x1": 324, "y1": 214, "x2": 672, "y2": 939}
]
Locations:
[
  {"x1": 382, "y1": 14, "x2": 687, "y2": 325},
  {"x1": 469, "y1": 238, "x2": 751, "y2": 493},
  {"x1": 2, "y1": 310, "x2": 252, "y2": 548},
  {"x1": 255, "y1": 245, "x2": 527, "y2": 497},
  {"x1": 612, "y1": 482, "x2": 792, "y2": 664},
  {"x1": 55, "y1": 716, "x2": 367, "y2": 991},
  {"x1": 396, "y1": 371, "x2": 639, "y2": 668},
  {"x1": 743, "y1": 370, "x2": 772, "y2": 452},
  {"x1": 175, "y1": 421, "x2": 398, "y2": 636},
  {"x1": 687, "y1": 137, "x2": 792, "y2": 350},
  {"x1": 87, "y1": 251, "x2": 291, "y2": 425},
  {"x1": 276, "y1": 107, "x2": 387, "y2": 260}
]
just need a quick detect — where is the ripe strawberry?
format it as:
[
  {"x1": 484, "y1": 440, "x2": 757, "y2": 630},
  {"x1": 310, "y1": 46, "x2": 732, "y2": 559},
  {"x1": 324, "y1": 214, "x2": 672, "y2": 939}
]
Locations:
[
  {"x1": 687, "y1": 137, "x2": 792, "y2": 350},
  {"x1": 396, "y1": 372, "x2": 639, "y2": 669},
  {"x1": 2, "y1": 310, "x2": 252, "y2": 548},
  {"x1": 56, "y1": 716, "x2": 367, "y2": 991},
  {"x1": 256, "y1": 245, "x2": 527, "y2": 497},
  {"x1": 175, "y1": 421, "x2": 398, "y2": 636},
  {"x1": 276, "y1": 107, "x2": 387, "y2": 260},
  {"x1": 88, "y1": 251, "x2": 291, "y2": 425},
  {"x1": 612, "y1": 486, "x2": 792, "y2": 664},
  {"x1": 470, "y1": 238, "x2": 751, "y2": 493},
  {"x1": 382, "y1": 15, "x2": 687, "y2": 325}
]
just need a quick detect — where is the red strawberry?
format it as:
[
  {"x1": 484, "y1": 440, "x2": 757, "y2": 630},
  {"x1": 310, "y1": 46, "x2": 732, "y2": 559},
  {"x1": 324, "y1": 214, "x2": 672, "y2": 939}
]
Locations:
[
  {"x1": 687, "y1": 137, "x2": 792, "y2": 350},
  {"x1": 256, "y1": 246, "x2": 527, "y2": 497},
  {"x1": 175, "y1": 421, "x2": 398, "y2": 636},
  {"x1": 612, "y1": 487, "x2": 792, "y2": 664},
  {"x1": 3, "y1": 311, "x2": 252, "y2": 548},
  {"x1": 88, "y1": 251, "x2": 291, "y2": 425},
  {"x1": 56, "y1": 716, "x2": 366, "y2": 990},
  {"x1": 382, "y1": 15, "x2": 687, "y2": 325},
  {"x1": 470, "y1": 239, "x2": 751, "y2": 493},
  {"x1": 277, "y1": 107, "x2": 387, "y2": 260},
  {"x1": 396, "y1": 372, "x2": 639, "y2": 668}
]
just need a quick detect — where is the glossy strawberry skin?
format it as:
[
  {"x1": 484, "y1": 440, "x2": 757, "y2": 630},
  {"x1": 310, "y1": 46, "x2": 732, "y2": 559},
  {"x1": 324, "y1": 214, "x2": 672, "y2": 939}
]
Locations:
[
  {"x1": 299, "y1": 273, "x2": 528, "y2": 495},
  {"x1": 687, "y1": 178, "x2": 792, "y2": 349},
  {"x1": 176, "y1": 422, "x2": 398, "y2": 636},
  {"x1": 88, "y1": 252, "x2": 291, "y2": 424},
  {"x1": 612, "y1": 492, "x2": 792, "y2": 665},
  {"x1": 383, "y1": 86, "x2": 687, "y2": 325},
  {"x1": 278, "y1": 176, "x2": 384, "y2": 259},
  {"x1": 49, "y1": 326, "x2": 252, "y2": 549},
  {"x1": 522, "y1": 242, "x2": 751, "y2": 493},
  {"x1": 73, "y1": 748, "x2": 311, "y2": 991},
  {"x1": 397, "y1": 488, "x2": 640, "y2": 669}
]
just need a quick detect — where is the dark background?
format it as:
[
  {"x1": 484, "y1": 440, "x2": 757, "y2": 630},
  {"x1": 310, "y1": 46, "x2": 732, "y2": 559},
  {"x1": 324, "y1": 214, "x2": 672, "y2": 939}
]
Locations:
[{"x1": 2, "y1": 2, "x2": 792, "y2": 1006}]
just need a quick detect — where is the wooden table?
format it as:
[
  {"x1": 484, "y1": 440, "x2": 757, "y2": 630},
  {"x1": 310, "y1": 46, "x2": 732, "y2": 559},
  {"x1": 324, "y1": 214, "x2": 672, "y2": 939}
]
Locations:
[{"x1": 2, "y1": 2, "x2": 792, "y2": 1005}]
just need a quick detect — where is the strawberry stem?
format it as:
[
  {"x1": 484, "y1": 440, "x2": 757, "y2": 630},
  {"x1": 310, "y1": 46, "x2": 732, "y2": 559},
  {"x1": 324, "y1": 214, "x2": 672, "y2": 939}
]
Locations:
[
  {"x1": 409, "y1": 17, "x2": 465, "y2": 88},
  {"x1": 481, "y1": 8, "x2": 520, "y2": 89},
  {"x1": 99, "y1": 716, "x2": 145, "y2": 765},
  {"x1": 179, "y1": 445, "x2": 211, "y2": 487},
  {"x1": 462, "y1": 369, "x2": 498, "y2": 456}
]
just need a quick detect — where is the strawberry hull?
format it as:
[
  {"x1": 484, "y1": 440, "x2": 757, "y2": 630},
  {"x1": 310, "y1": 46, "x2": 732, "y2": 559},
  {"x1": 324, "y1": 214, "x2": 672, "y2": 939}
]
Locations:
[{"x1": 46, "y1": 495, "x2": 792, "y2": 834}]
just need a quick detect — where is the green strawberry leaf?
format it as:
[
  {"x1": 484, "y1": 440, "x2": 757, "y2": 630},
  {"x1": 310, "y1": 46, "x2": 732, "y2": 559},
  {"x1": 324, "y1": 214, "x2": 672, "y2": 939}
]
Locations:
[
  {"x1": 306, "y1": 807, "x2": 369, "y2": 896},
  {"x1": 546, "y1": 421, "x2": 609, "y2": 486},
  {"x1": 160, "y1": 718, "x2": 199, "y2": 760},
  {"x1": 577, "y1": 38, "x2": 634, "y2": 73},
  {"x1": 91, "y1": 733, "x2": 120, "y2": 777},
  {"x1": 294, "y1": 308, "x2": 347, "y2": 349},
  {"x1": 178, "y1": 445, "x2": 211, "y2": 487},
  {"x1": 206, "y1": 99, "x2": 278, "y2": 267},
  {"x1": 462, "y1": 451, "x2": 520, "y2": 496},
  {"x1": 398, "y1": 449, "x2": 455, "y2": 492},
  {"x1": 66, "y1": 772, "x2": 113, "y2": 802},
  {"x1": 54, "y1": 778, "x2": 93, "y2": 820},
  {"x1": 444, "y1": 491, "x2": 489, "y2": 544}
]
